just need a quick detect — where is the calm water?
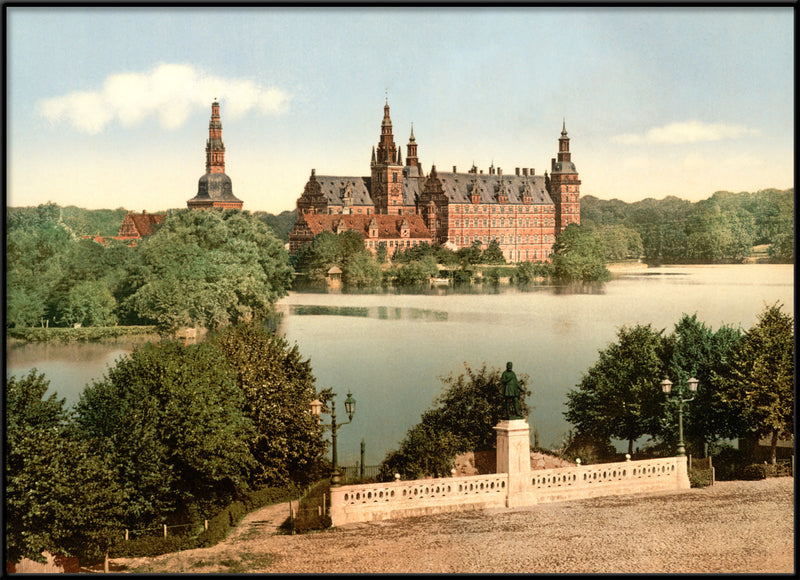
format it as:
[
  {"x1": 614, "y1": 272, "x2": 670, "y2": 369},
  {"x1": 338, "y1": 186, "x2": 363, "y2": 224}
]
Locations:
[{"x1": 6, "y1": 265, "x2": 794, "y2": 465}]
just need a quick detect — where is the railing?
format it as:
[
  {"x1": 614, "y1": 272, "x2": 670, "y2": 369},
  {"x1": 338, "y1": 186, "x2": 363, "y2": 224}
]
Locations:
[
  {"x1": 340, "y1": 464, "x2": 381, "y2": 482},
  {"x1": 331, "y1": 473, "x2": 507, "y2": 525},
  {"x1": 330, "y1": 456, "x2": 688, "y2": 526}
]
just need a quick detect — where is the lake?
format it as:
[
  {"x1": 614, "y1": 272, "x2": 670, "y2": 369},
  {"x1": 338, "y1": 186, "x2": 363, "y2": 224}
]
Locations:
[{"x1": 5, "y1": 264, "x2": 793, "y2": 465}]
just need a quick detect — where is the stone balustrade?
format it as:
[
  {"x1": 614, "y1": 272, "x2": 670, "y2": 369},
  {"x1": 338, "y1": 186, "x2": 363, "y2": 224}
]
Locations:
[
  {"x1": 330, "y1": 456, "x2": 688, "y2": 526},
  {"x1": 329, "y1": 419, "x2": 690, "y2": 526},
  {"x1": 330, "y1": 473, "x2": 508, "y2": 526}
]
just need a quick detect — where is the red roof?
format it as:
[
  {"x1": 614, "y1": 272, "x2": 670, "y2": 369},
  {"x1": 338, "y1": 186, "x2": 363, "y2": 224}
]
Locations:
[
  {"x1": 301, "y1": 213, "x2": 431, "y2": 240},
  {"x1": 118, "y1": 212, "x2": 165, "y2": 238}
]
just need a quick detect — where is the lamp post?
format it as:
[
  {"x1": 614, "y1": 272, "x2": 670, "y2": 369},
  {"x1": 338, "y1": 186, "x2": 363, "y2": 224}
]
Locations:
[
  {"x1": 660, "y1": 377, "x2": 698, "y2": 457},
  {"x1": 310, "y1": 392, "x2": 356, "y2": 486}
]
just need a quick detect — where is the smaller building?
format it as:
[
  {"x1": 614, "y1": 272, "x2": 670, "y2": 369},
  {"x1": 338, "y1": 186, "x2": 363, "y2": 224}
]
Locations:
[
  {"x1": 116, "y1": 210, "x2": 165, "y2": 243},
  {"x1": 291, "y1": 212, "x2": 432, "y2": 258}
]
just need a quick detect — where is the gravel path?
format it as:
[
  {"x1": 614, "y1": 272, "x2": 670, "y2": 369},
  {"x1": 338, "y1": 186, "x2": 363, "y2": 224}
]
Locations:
[{"x1": 111, "y1": 477, "x2": 794, "y2": 574}]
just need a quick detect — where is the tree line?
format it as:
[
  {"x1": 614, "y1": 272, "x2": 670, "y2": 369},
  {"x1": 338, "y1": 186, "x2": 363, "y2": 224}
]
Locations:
[
  {"x1": 5, "y1": 323, "x2": 330, "y2": 565},
  {"x1": 580, "y1": 188, "x2": 793, "y2": 263},
  {"x1": 6, "y1": 205, "x2": 293, "y2": 333}
]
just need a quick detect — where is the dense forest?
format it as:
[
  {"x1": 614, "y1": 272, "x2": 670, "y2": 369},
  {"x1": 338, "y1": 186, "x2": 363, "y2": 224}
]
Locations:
[{"x1": 580, "y1": 188, "x2": 793, "y2": 263}]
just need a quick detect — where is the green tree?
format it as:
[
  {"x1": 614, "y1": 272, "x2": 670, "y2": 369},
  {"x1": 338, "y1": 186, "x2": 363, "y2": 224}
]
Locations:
[
  {"x1": 550, "y1": 224, "x2": 611, "y2": 282},
  {"x1": 664, "y1": 314, "x2": 743, "y2": 455},
  {"x1": 456, "y1": 240, "x2": 484, "y2": 265},
  {"x1": 73, "y1": 341, "x2": 257, "y2": 527},
  {"x1": 53, "y1": 280, "x2": 117, "y2": 327},
  {"x1": 482, "y1": 239, "x2": 506, "y2": 264},
  {"x1": 342, "y1": 251, "x2": 382, "y2": 288},
  {"x1": 379, "y1": 363, "x2": 530, "y2": 479},
  {"x1": 393, "y1": 255, "x2": 438, "y2": 286},
  {"x1": 716, "y1": 303, "x2": 794, "y2": 464},
  {"x1": 210, "y1": 323, "x2": 327, "y2": 487},
  {"x1": 127, "y1": 209, "x2": 292, "y2": 333},
  {"x1": 5, "y1": 371, "x2": 123, "y2": 565},
  {"x1": 565, "y1": 324, "x2": 668, "y2": 455},
  {"x1": 375, "y1": 242, "x2": 388, "y2": 264},
  {"x1": 768, "y1": 231, "x2": 794, "y2": 263}
]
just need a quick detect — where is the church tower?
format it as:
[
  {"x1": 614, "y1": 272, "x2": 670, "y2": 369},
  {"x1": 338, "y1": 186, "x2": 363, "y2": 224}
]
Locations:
[
  {"x1": 370, "y1": 99, "x2": 404, "y2": 214},
  {"x1": 187, "y1": 100, "x2": 244, "y2": 210},
  {"x1": 548, "y1": 120, "x2": 580, "y2": 232}
]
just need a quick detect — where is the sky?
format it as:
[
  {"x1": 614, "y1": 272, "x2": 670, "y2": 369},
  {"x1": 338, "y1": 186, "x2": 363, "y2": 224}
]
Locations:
[{"x1": 6, "y1": 6, "x2": 795, "y2": 214}]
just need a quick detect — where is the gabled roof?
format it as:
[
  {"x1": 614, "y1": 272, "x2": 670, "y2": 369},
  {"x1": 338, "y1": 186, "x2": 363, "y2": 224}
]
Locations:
[
  {"x1": 119, "y1": 212, "x2": 165, "y2": 237},
  {"x1": 302, "y1": 214, "x2": 431, "y2": 240}
]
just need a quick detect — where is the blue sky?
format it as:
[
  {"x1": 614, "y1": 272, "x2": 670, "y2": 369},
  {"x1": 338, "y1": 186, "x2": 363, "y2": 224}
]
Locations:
[{"x1": 7, "y1": 6, "x2": 794, "y2": 214}]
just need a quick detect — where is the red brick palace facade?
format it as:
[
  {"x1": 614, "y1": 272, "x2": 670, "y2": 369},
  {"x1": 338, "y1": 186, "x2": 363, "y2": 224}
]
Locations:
[{"x1": 289, "y1": 100, "x2": 580, "y2": 262}]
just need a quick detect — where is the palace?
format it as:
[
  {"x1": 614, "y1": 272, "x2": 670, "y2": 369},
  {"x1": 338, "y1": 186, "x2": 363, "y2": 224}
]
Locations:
[{"x1": 289, "y1": 100, "x2": 580, "y2": 262}]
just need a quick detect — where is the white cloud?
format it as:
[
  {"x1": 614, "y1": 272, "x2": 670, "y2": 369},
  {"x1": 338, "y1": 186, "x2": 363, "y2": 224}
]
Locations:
[
  {"x1": 610, "y1": 120, "x2": 757, "y2": 145},
  {"x1": 37, "y1": 63, "x2": 292, "y2": 134}
]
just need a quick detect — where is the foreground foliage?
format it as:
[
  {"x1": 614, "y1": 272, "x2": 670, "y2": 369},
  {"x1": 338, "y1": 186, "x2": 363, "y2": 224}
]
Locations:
[{"x1": 564, "y1": 304, "x2": 793, "y2": 462}]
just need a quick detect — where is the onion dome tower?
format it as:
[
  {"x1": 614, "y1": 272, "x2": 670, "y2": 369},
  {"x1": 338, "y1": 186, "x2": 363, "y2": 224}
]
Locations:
[{"x1": 187, "y1": 100, "x2": 244, "y2": 210}]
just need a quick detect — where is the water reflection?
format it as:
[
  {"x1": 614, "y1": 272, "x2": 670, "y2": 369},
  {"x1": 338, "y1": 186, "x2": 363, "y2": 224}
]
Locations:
[{"x1": 289, "y1": 304, "x2": 449, "y2": 322}]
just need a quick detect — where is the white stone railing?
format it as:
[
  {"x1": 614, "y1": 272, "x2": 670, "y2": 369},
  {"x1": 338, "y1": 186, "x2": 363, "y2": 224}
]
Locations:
[
  {"x1": 330, "y1": 472, "x2": 507, "y2": 526},
  {"x1": 514, "y1": 456, "x2": 688, "y2": 507},
  {"x1": 330, "y1": 456, "x2": 688, "y2": 526}
]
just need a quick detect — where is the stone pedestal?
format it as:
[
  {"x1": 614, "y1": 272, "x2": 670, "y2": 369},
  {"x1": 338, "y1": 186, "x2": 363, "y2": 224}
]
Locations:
[{"x1": 494, "y1": 419, "x2": 533, "y2": 507}]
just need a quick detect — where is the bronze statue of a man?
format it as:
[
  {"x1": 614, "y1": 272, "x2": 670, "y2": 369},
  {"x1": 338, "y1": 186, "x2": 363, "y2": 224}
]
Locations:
[{"x1": 501, "y1": 361, "x2": 523, "y2": 420}]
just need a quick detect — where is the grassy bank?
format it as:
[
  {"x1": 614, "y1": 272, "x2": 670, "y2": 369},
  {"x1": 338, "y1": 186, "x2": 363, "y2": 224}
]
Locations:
[{"x1": 6, "y1": 325, "x2": 159, "y2": 343}]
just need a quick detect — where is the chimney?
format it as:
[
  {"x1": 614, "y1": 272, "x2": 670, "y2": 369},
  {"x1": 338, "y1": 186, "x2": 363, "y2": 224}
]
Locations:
[
  {"x1": 551, "y1": 158, "x2": 556, "y2": 170},
  {"x1": 515, "y1": 167, "x2": 520, "y2": 176},
  {"x1": 522, "y1": 168, "x2": 528, "y2": 176},
  {"x1": 480, "y1": 170, "x2": 484, "y2": 174},
  {"x1": 453, "y1": 165, "x2": 457, "y2": 173},
  {"x1": 142, "y1": 209, "x2": 146, "y2": 215},
  {"x1": 497, "y1": 167, "x2": 503, "y2": 176},
  {"x1": 530, "y1": 168, "x2": 535, "y2": 175}
]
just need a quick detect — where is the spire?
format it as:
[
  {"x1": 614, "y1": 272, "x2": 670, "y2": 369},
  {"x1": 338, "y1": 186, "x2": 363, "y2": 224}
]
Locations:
[
  {"x1": 376, "y1": 98, "x2": 398, "y2": 165},
  {"x1": 562, "y1": 117, "x2": 567, "y2": 136},
  {"x1": 206, "y1": 100, "x2": 225, "y2": 174},
  {"x1": 409, "y1": 123, "x2": 415, "y2": 142},
  {"x1": 406, "y1": 123, "x2": 419, "y2": 168}
]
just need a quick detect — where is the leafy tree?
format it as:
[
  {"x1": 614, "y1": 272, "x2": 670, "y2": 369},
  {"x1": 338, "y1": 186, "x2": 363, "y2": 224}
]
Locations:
[
  {"x1": 511, "y1": 261, "x2": 551, "y2": 285},
  {"x1": 342, "y1": 251, "x2": 383, "y2": 288},
  {"x1": 126, "y1": 209, "x2": 292, "y2": 333},
  {"x1": 482, "y1": 239, "x2": 506, "y2": 264},
  {"x1": 768, "y1": 231, "x2": 794, "y2": 263},
  {"x1": 379, "y1": 363, "x2": 530, "y2": 479},
  {"x1": 565, "y1": 324, "x2": 669, "y2": 454},
  {"x1": 210, "y1": 323, "x2": 327, "y2": 487},
  {"x1": 393, "y1": 255, "x2": 438, "y2": 286},
  {"x1": 716, "y1": 303, "x2": 794, "y2": 463},
  {"x1": 456, "y1": 240, "x2": 484, "y2": 265},
  {"x1": 6, "y1": 371, "x2": 123, "y2": 565},
  {"x1": 53, "y1": 280, "x2": 117, "y2": 327},
  {"x1": 550, "y1": 224, "x2": 611, "y2": 282},
  {"x1": 73, "y1": 341, "x2": 257, "y2": 527},
  {"x1": 375, "y1": 242, "x2": 388, "y2": 264},
  {"x1": 664, "y1": 314, "x2": 743, "y2": 455}
]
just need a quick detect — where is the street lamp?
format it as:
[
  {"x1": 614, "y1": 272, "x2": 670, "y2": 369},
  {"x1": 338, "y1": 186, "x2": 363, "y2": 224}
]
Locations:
[
  {"x1": 310, "y1": 391, "x2": 356, "y2": 486},
  {"x1": 660, "y1": 377, "x2": 698, "y2": 457}
]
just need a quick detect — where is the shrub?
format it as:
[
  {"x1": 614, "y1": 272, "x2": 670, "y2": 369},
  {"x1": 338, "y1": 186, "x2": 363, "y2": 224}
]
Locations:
[
  {"x1": 688, "y1": 469, "x2": 713, "y2": 488},
  {"x1": 740, "y1": 463, "x2": 772, "y2": 480},
  {"x1": 109, "y1": 534, "x2": 195, "y2": 558}
]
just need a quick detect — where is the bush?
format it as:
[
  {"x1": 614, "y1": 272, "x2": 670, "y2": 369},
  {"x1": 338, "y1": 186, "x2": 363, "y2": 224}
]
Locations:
[
  {"x1": 740, "y1": 463, "x2": 771, "y2": 480},
  {"x1": 689, "y1": 470, "x2": 713, "y2": 488},
  {"x1": 110, "y1": 534, "x2": 195, "y2": 559}
]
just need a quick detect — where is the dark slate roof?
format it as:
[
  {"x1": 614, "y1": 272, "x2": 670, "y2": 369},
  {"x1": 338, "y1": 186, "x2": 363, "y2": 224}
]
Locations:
[
  {"x1": 436, "y1": 172, "x2": 552, "y2": 205},
  {"x1": 551, "y1": 161, "x2": 577, "y2": 174},
  {"x1": 315, "y1": 176, "x2": 374, "y2": 206},
  {"x1": 188, "y1": 172, "x2": 242, "y2": 203},
  {"x1": 317, "y1": 169, "x2": 554, "y2": 207}
]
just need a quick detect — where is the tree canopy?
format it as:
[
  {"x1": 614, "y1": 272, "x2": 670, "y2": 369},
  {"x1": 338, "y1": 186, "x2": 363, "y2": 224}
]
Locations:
[
  {"x1": 550, "y1": 224, "x2": 611, "y2": 282},
  {"x1": 126, "y1": 209, "x2": 293, "y2": 333}
]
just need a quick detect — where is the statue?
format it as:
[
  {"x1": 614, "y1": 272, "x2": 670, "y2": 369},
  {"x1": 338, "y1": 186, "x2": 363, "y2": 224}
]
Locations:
[{"x1": 501, "y1": 361, "x2": 523, "y2": 420}]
